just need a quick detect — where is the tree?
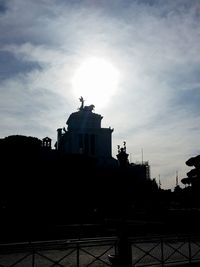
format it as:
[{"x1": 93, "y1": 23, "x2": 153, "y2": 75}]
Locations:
[
  {"x1": 181, "y1": 155, "x2": 200, "y2": 186},
  {"x1": 181, "y1": 155, "x2": 200, "y2": 207},
  {"x1": 181, "y1": 177, "x2": 192, "y2": 186},
  {"x1": 186, "y1": 155, "x2": 200, "y2": 184}
]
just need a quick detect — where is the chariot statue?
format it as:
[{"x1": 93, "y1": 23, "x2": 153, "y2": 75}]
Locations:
[{"x1": 79, "y1": 96, "x2": 95, "y2": 112}]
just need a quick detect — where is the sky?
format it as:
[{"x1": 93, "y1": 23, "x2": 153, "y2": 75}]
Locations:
[{"x1": 0, "y1": 0, "x2": 200, "y2": 189}]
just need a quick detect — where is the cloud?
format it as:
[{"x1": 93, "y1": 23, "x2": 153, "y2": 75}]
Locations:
[{"x1": 0, "y1": 0, "x2": 200, "y2": 188}]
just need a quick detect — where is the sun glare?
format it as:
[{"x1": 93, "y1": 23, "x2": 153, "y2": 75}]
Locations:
[{"x1": 72, "y1": 57, "x2": 119, "y2": 108}]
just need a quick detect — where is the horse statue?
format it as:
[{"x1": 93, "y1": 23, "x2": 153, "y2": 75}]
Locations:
[{"x1": 83, "y1": 104, "x2": 95, "y2": 112}]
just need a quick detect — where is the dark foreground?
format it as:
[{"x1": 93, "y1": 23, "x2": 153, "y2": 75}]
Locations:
[
  {"x1": 0, "y1": 235, "x2": 200, "y2": 267},
  {"x1": 0, "y1": 208, "x2": 200, "y2": 243}
]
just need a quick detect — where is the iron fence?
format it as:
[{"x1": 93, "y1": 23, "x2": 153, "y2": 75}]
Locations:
[
  {"x1": 131, "y1": 235, "x2": 200, "y2": 266},
  {"x1": 0, "y1": 235, "x2": 200, "y2": 267}
]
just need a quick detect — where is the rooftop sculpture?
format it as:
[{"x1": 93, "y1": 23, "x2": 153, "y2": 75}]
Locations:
[{"x1": 79, "y1": 96, "x2": 95, "y2": 112}]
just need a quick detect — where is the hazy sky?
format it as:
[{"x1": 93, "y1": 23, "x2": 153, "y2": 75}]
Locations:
[{"x1": 0, "y1": 0, "x2": 200, "y2": 189}]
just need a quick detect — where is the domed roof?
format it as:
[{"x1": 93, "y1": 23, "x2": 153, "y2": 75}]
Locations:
[
  {"x1": 67, "y1": 108, "x2": 103, "y2": 130},
  {"x1": 66, "y1": 97, "x2": 103, "y2": 130}
]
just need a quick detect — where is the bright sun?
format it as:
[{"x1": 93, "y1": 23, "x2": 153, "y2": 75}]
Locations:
[{"x1": 72, "y1": 57, "x2": 119, "y2": 108}]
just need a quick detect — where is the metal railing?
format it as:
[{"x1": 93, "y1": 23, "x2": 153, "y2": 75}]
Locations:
[
  {"x1": 131, "y1": 235, "x2": 200, "y2": 266},
  {"x1": 0, "y1": 235, "x2": 200, "y2": 267},
  {"x1": 0, "y1": 237, "x2": 117, "y2": 267}
]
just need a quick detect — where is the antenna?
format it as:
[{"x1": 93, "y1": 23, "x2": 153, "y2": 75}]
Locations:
[
  {"x1": 141, "y1": 148, "x2": 143, "y2": 164},
  {"x1": 176, "y1": 171, "x2": 178, "y2": 186},
  {"x1": 159, "y1": 174, "x2": 161, "y2": 189}
]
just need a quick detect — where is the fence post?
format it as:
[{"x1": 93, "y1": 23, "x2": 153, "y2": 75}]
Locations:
[
  {"x1": 108, "y1": 220, "x2": 132, "y2": 267},
  {"x1": 117, "y1": 221, "x2": 132, "y2": 267},
  {"x1": 77, "y1": 243, "x2": 80, "y2": 267},
  {"x1": 32, "y1": 250, "x2": 35, "y2": 267},
  {"x1": 118, "y1": 235, "x2": 132, "y2": 267},
  {"x1": 161, "y1": 238, "x2": 164, "y2": 267},
  {"x1": 188, "y1": 236, "x2": 192, "y2": 264}
]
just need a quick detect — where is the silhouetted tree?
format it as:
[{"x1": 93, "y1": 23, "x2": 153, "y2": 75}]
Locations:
[
  {"x1": 181, "y1": 155, "x2": 200, "y2": 207},
  {"x1": 181, "y1": 177, "x2": 192, "y2": 186}
]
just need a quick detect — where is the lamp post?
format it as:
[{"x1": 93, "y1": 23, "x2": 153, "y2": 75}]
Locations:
[{"x1": 108, "y1": 143, "x2": 132, "y2": 267}]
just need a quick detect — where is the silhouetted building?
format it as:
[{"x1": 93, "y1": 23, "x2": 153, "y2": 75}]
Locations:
[
  {"x1": 117, "y1": 142, "x2": 129, "y2": 168},
  {"x1": 116, "y1": 141, "x2": 150, "y2": 180},
  {"x1": 56, "y1": 97, "x2": 117, "y2": 167},
  {"x1": 42, "y1": 137, "x2": 52, "y2": 149},
  {"x1": 130, "y1": 161, "x2": 151, "y2": 180}
]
